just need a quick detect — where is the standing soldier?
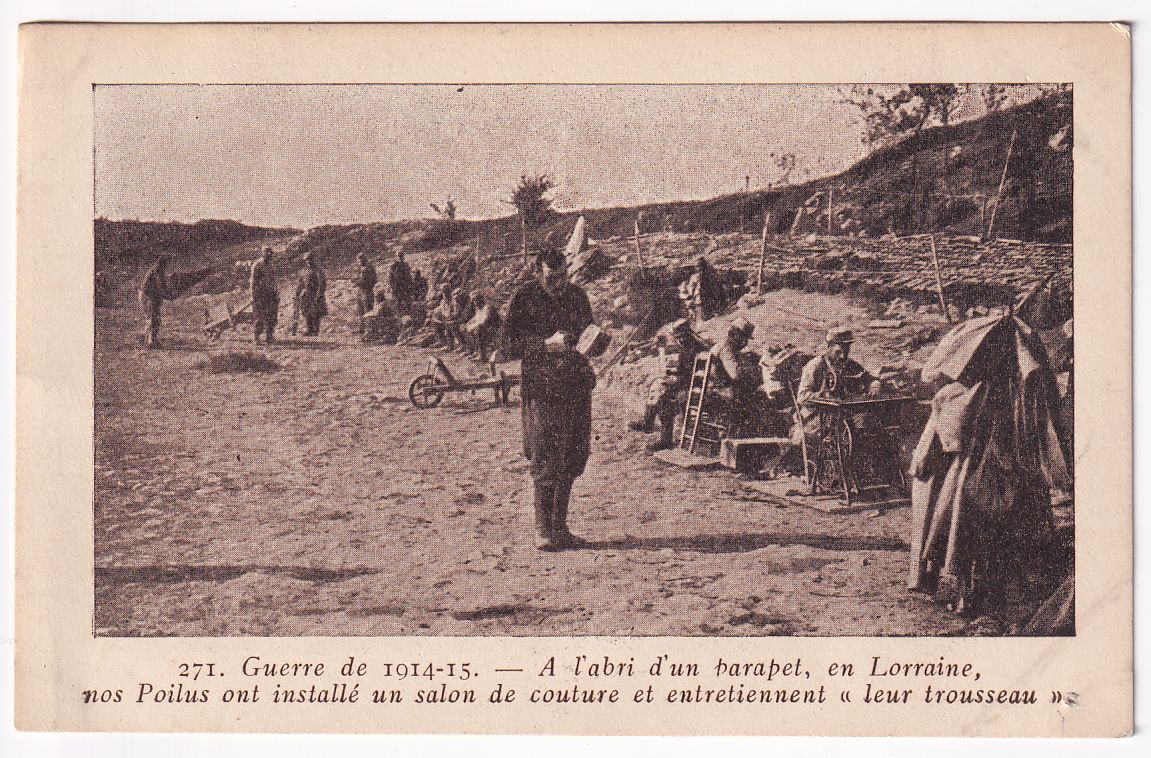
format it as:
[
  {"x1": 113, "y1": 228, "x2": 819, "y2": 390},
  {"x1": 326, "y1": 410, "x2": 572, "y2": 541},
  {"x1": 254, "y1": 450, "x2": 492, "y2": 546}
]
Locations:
[
  {"x1": 388, "y1": 248, "x2": 414, "y2": 315},
  {"x1": 497, "y1": 247, "x2": 596, "y2": 551},
  {"x1": 679, "y1": 257, "x2": 725, "y2": 323},
  {"x1": 138, "y1": 253, "x2": 171, "y2": 348},
  {"x1": 293, "y1": 252, "x2": 328, "y2": 337},
  {"x1": 354, "y1": 252, "x2": 378, "y2": 330},
  {"x1": 249, "y1": 247, "x2": 279, "y2": 344}
]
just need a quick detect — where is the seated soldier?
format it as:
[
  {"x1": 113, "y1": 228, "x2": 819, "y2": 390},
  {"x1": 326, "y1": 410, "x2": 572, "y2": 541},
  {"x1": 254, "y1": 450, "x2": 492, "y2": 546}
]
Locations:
[
  {"x1": 361, "y1": 288, "x2": 399, "y2": 344},
  {"x1": 428, "y1": 284, "x2": 457, "y2": 349},
  {"x1": 710, "y1": 318, "x2": 767, "y2": 438},
  {"x1": 629, "y1": 318, "x2": 709, "y2": 452},
  {"x1": 795, "y1": 328, "x2": 902, "y2": 491},
  {"x1": 462, "y1": 292, "x2": 502, "y2": 362}
]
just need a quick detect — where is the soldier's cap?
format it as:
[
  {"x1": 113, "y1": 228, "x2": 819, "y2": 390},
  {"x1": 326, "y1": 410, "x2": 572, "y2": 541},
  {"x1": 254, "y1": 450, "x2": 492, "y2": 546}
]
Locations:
[
  {"x1": 826, "y1": 328, "x2": 855, "y2": 345},
  {"x1": 729, "y1": 317, "x2": 755, "y2": 336}
]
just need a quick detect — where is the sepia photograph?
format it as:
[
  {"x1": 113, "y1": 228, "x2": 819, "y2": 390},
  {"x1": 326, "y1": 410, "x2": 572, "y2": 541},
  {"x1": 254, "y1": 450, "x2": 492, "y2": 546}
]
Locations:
[{"x1": 91, "y1": 82, "x2": 1076, "y2": 639}]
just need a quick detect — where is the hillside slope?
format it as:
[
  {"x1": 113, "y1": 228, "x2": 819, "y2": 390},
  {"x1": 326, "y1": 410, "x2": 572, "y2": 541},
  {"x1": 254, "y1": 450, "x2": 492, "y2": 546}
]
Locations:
[{"x1": 93, "y1": 91, "x2": 1071, "y2": 298}]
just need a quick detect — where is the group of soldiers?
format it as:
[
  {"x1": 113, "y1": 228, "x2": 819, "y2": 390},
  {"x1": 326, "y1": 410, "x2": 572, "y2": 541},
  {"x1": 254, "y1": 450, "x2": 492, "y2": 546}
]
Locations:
[
  {"x1": 138, "y1": 246, "x2": 435, "y2": 348},
  {"x1": 630, "y1": 285, "x2": 902, "y2": 488},
  {"x1": 140, "y1": 246, "x2": 331, "y2": 348},
  {"x1": 426, "y1": 283, "x2": 503, "y2": 361},
  {"x1": 248, "y1": 247, "x2": 329, "y2": 342}
]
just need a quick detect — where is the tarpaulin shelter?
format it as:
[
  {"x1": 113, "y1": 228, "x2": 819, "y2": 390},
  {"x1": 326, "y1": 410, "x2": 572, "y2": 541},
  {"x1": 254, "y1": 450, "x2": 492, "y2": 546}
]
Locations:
[{"x1": 908, "y1": 314, "x2": 1072, "y2": 616}]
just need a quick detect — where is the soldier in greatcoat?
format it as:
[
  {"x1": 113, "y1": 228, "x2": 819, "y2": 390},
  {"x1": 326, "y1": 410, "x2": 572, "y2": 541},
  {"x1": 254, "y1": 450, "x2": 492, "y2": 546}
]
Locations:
[
  {"x1": 249, "y1": 247, "x2": 279, "y2": 344},
  {"x1": 138, "y1": 253, "x2": 171, "y2": 348},
  {"x1": 497, "y1": 248, "x2": 596, "y2": 551},
  {"x1": 293, "y1": 252, "x2": 328, "y2": 337}
]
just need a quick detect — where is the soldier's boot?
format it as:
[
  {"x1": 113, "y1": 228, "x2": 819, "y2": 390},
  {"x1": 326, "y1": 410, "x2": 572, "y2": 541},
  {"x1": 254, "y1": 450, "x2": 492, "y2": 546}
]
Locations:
[
  {"x1": 647, "y1": 427, "x2": 676, "y2": 453},
  {"x1": 532, "y1": 481, "x2": 559, "y2": 551},
  {"x1": 551, "y1": 481, "x2": 585, "y2": 549}
]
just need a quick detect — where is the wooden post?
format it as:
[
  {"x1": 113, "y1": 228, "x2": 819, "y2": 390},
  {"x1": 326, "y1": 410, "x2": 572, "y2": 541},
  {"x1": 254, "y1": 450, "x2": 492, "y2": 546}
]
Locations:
[
  {"x1": 929, "y1": 234, "x2": 953, "y2": 323},
  {"x1": 520, "y1": 214, "x2": 527, "y2": 266},
  {"x1": 789, "y1": 206, "x2": 804, "y2": 236},
  {"x1": 633, "y1": 213, "x2": 646, "y2": 274},
  {"x1": 826, "y1": 187, "x2": 834, "y2": 235},
  {"x1": 756, "y1": 212, "x2": 771, "y2": 295},
  {"x1": 740, "y1": 175, "x2": 750, "y2": 235},
  {"x1": 986, "y1": 126, "x2": 1018, "y2": 240}
]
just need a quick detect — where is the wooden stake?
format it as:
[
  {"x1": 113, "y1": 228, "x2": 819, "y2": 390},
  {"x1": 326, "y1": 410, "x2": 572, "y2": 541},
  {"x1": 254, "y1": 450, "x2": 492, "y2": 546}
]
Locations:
[
  {"x1": 789, "y1": 206, "x2": 804, "y2": 236},
  {"x1": 520, "y1": 214, "x2": 527, "y2": 266},
  {"x1": 740, "y1": 175, "x2": 749, "y2": 235},
  {"x1": 986, "y1": 126, "x2": 1018, "y2": 240},
  {"x1": 929, "y1": 234, "x2": 953, "y2": 323},
  {"x1": 633, "y1": 213, "x2": 647, "y2": 275},
  {"x1": 756, "y1": 212, "x2": 771, "y2": 295},
  {"x1": 827, "y1": 187, "x2": 834, "y2": 235}
]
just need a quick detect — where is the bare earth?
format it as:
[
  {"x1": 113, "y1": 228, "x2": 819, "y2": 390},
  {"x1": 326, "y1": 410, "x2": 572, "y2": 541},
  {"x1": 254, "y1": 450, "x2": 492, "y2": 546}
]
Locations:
[{"x1": 94, "y1": 299, "x2": 968, "y2": 638}]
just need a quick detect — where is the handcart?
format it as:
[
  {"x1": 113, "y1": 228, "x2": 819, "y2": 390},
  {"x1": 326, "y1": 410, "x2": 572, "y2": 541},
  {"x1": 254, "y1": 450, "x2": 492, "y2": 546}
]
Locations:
[{"x1": 408, "y1": 356, "x2": 520, "y2": 409}]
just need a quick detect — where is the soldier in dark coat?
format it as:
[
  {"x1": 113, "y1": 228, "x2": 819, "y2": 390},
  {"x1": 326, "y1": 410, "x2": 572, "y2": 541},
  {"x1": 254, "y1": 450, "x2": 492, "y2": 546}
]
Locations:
[
  {"x1": 294, "y1": 253, "x2": 328, "y2": 337},
  {"x1": 388, "y1": 249, "x2": 414, "y2": 314},
  {"x1": 138, "y1": 254, "x2": 171, "y2": 348},
  {"x1": 497, "y1": 248, "x2": 596, "y2": 551},
  {"x1": 249, "y1": 247, "x2": 279, "y2": 344}
]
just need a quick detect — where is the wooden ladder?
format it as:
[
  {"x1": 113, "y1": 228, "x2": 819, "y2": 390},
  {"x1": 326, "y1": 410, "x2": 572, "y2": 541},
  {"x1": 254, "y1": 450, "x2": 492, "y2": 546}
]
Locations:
[{"x1": 678, "y1": 351, "x2": 727, "y2": 456}]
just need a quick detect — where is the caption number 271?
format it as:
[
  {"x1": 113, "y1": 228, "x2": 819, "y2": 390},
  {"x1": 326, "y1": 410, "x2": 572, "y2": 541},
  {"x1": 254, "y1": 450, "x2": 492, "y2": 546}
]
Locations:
[{"x1": 177, "y1": 662, "x2": 220, "y2": 680}]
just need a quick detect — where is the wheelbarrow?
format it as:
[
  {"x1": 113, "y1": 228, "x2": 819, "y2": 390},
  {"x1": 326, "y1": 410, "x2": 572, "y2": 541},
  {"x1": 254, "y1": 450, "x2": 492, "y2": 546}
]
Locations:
[
  {"x1": 203, "y1": 299, "x2": 255, "y2": 341},
  {"x1": 408, "y1": 356, "x2": 520, "y2": 409}
]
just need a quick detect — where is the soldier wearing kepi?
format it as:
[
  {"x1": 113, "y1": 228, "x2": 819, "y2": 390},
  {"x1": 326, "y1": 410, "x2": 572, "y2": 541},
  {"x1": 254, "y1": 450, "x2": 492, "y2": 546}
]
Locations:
[
  {"x1": 796, "y1": 328, "x2": 901, "y2": 486},
  {"x1": 353, "y1": 252, "x2": 378, "y2": 327},
  {"x1": 249, "y1": 247, "x2": 279, "y2": 344},
  {"x1": 138, "y1": 253, "x2": 171, "y2": 349},
  {"x1": 497, "y1": 247, "x2": 596, "y2": 551},
  {"x1": 294, "y1": 252, "x2": 328, "y2": 337}
]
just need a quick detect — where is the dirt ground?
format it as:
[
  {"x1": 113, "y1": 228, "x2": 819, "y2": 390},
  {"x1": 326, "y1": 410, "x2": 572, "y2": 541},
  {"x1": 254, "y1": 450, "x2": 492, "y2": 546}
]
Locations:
[{"x1": 93, "y1": 294, "x2": 976, "y2": 638}]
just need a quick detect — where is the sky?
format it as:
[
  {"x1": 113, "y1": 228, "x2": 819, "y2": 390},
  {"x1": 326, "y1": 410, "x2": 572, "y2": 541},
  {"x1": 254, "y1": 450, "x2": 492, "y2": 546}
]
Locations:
[{"x1": 93, "y1": 84, "x2": 1035, "y2": 229}]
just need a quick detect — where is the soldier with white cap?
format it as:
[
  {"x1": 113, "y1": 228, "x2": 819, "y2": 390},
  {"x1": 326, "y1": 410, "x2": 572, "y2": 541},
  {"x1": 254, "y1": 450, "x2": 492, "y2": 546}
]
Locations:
[
  {"x1": 796, "y1": 328, "x2": 880, "y2": 410},
  {"x1": 795, "y1": 328, "x2": 893, "y2": 482}
]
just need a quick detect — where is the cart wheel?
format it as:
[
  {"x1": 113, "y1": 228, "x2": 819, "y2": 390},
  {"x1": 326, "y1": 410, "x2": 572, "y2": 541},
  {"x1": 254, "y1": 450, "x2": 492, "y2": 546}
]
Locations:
[{"x1": 408, "y1": 374, "x2": 444, "y2": 408}]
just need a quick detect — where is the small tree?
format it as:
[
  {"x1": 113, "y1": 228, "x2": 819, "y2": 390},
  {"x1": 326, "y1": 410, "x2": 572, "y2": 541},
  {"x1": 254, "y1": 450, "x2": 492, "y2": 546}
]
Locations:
[
  {"x1": 767, "y1": 151, "x2": 797, "y2": 187},
  {"x1": 511, "y1": 174, "x2": 555, "y2": 227},
  {"x1": 509, "y1": 174, "x2": 556, "y2": 261},
  {"x1": 844, "y1": 84, "x2": 965, "y2": 146},
  {"x1": 979, "y1": 84, "x2": 1009, "y2": 113},
  {"x1": 429, "y1": 197, "x2": 457, "y2": 222},
  {"x1": 427, "y1": 197, "x2": 459, "y2": 247}
]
